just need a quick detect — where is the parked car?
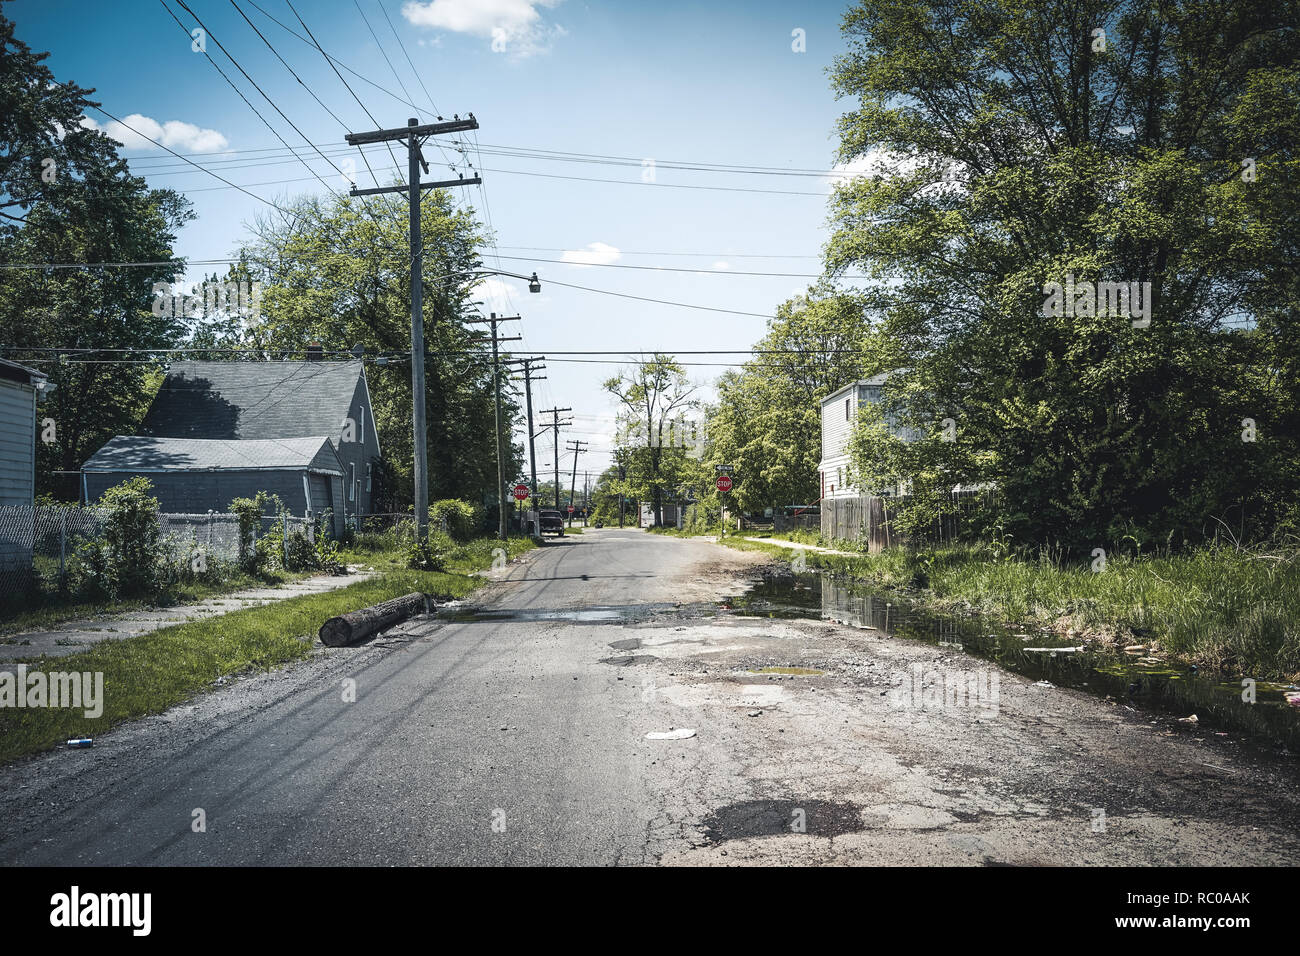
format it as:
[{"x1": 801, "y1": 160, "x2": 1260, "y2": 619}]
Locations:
[{"x1": 538, "y1": 510, "x2": 565, "y2": 536}]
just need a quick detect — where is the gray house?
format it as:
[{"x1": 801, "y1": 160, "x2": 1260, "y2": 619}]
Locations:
[
  {"x1": 82, "y1": 436, "x2": 346, "y2": 533},
  {"x1": 81, "y1": 357, "x2": 381, "y2": 527},
  {"x1": 0, "y1": 359, "x2": 53, "y2": 590}
]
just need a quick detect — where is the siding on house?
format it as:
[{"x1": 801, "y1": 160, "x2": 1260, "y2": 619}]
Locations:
[
  {"x1": 818, "y1": 376, "x2": 887, "y2": 500},
  {"x1": 82, "y1": 436, "x2": 347, "y2": 535},
  {"x1": 334, "y1": 371, "x2": 382, "y2": 516},
  {"x1": 0, "y1": 360, "x2": 48, "y2": 586},
  {"x1": 0, "y1": 376, "x2": 37, "y2": 507}
]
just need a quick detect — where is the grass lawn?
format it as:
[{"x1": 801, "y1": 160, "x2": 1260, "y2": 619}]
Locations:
[
  {"x1": 0, "y1": 534, "x2": 536, "y2": 765},
  {"x1": 720, "y1": 537, "x2": 1300, "y2": 682}
]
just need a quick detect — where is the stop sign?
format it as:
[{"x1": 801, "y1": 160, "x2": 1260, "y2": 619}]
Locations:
[
  {"x1": 513, "y1": 484, "x2": 529, "y2": 500},
  {"x1": 567, "y1": 505, "x2": 576, "y2": 513},
  {"x1": 716, "y1": 475, "x2": 733, "y2": 492}
]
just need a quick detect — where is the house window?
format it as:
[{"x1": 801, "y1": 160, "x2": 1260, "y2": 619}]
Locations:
[
  {"x1": 365, "y1": 462, "x2": 372, "y2": 493},
  {"x1": 845, "y1": 398, "x2": 851, "y2": 421},
  {"x1": 348, "y1": 463, "x2": 356, "y2": 501},
  {"x1": 359, "y1": 406, "x2": 365, "y2": 445}
]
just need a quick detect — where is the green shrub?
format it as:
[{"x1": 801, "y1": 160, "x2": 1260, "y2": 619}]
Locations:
[
  {"x1": 430, "y1": 499, "x2": 482, "y2": 543},
  {"x1": 72, "y1": 477, "x2": 165, "y2": 598},
  {"x1": 229, "y1": 495, "x2": 267, "y2": 575},
  {"x1": 404, "y1": 536, "x2": 447, "y2": 571}
]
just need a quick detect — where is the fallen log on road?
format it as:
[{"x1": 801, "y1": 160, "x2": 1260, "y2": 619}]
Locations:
[{"x1": 319, "y1": 592, "x2": 432, "y2": 647}]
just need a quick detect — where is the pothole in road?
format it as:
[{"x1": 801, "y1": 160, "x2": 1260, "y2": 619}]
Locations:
[
  {"x1": 748, "y1": 666, "x2": 825, "y2": 676},
  {"x1": 702, "y1": 799, "x2": 865, "y2": 843},
  {"x1": 599, "y1": 655, "x2": 659, "y2": 667}
]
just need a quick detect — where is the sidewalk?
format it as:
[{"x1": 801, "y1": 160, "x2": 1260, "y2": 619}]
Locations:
[
  {"x1": 0, "y1": 568, "x2": 377, "y2": 661},
  {"x1": 740, "y1": 536, "x2": 860, "y2": 557}
]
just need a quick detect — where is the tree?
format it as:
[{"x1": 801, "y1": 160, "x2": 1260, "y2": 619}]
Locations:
[
  {"x1": 0, "y1": 3, "x2": 193, "y2": 498},
  {"x1": 605, "y1": 355, "x2": 698, "y2": 526},
  {"x1": 234, "y1": 189, "x2": 524, "y2": 508},
  {"x1": 704, "y1": 284, "x2": 894, "y2": 513},
  {"x1": 829, "y1": 0, "x2": 1300, "y2": 550}
]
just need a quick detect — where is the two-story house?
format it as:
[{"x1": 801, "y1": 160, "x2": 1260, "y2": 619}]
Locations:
[{"x1": 818, "y1": 372, "x2": 922, "y2": 500}]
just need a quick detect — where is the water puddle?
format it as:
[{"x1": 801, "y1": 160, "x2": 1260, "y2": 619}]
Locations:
[
  {"x1": 726, "y1": 572, "x2": 1300, "y2": 751},
  {"x1": 437, "y1": 603, "x2": 677, "y2": 625}
]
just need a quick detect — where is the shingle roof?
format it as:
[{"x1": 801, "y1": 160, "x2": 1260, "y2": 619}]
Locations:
[
  {"x1": 82, "y1": 436, "x2": 344, "y2": 475},
  {"x1": 140, "y1": 360, "x2": 362, "y2": 442},
  {"x1": 0, "y1": 357, "x2": 47, "y2": 386}
]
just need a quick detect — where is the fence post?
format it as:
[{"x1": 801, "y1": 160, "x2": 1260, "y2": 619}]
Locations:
[
  {"x1": 59, "y1": 509, "x2": 67, "y2": 587},
  {"x1": 282, "y1": 512, "x2": 288, "y2": 565}
]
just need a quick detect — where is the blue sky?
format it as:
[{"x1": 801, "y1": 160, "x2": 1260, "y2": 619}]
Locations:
[{"x1": 13, "y1": 0, "x2": 859, "y2": 477}]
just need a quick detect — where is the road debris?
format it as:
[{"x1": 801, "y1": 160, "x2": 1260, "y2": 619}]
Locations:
[{"x1": 646, "y1": 728, "x2": 697, "y2": 740}]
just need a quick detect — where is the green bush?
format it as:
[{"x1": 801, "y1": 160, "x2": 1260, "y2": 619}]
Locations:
[
  {"x1": 229, "y1": 495, "x2": 267, "y2": 575},
  {"x1": 72, "y1": 477, "x2": 165, "y2": 598},
  {"x1": 404, "y1": 535, "x2": 447, "y2": 571},
  {"x1": 430, "y1": 499, "x2": 482, "y2": 543}
]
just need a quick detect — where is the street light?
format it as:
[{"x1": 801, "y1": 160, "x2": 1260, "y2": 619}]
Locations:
[{"x1": 409, "y1": 267, "x2": 541, "y2": 542}]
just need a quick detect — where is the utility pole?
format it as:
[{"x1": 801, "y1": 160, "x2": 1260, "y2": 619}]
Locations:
[
  {"x1": 565, "y1": 440, "x2": 588, "y2": 528},
  {"x1": 505, "y1": 357, "x2": 546, "y2": 510},
  {"x1": 345, "y1": 116, "x2": 481, "y2": 541},
  {"x1": 537, "y1": 407, "x2": 572, "y2": 511},
  {"x1": 467, "y1": 313, "x2": 521, "y2": 539}
]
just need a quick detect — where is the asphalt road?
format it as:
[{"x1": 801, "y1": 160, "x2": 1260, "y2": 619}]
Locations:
[{"x1": 2, "y1": 528, "x2": 1298, "y2": 866}]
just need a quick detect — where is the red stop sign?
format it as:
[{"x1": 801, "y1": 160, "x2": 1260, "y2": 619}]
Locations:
[
  {"x1": 567, "y1": 505, "x2": 576, "y2": 513},
  {"x1": 513, "y1": 484, "x2": 529, "y2": 500},
  {"x1": 716, "y1": 475, "x2": 733, "y2": 492}
]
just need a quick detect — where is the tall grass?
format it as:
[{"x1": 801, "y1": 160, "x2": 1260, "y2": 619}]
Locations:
[{"x1": 722, "y1": 537, "x2": 1300, "y2": 681}]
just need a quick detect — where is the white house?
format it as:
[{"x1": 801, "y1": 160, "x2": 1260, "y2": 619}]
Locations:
[
  {"x1": 818, "y1": 372, "x2": 922, "y2": 500},
  {"x1": 0, "y1": 358, "x2": 54, "y2": 591}
]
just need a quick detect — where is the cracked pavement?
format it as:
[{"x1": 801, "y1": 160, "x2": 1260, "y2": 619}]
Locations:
[{"x1": 1, "y1": 528, "x2": 1296, "y2": 866}]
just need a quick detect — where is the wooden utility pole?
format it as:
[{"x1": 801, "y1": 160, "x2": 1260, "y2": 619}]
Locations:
[
  {"x1": 565, "y1": 439, "x2": 588, "y2": 528},
  {"x1": 467, "y1": 313, "x2": 521, "y2": 539},
  {"x1": 505, "y1": 357, "x2": 546, "y2": 508},
  {"x1": 538, "y1": 407, "x2": 571, "y2": 510},
  {"x1": 345, "y1": 116, "x2": 481, "y2": 541}
]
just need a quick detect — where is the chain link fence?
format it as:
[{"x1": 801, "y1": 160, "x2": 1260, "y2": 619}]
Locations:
[{"x1": 0, "y1": 504, "x2": 310, "y2": 598}]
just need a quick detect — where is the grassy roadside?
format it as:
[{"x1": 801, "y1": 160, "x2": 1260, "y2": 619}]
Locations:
[
  {"x1": 0, "y1": 567, "x2": 318, "y2": 639},
  {"x1": 0, "y1": 534, "x2": 537, "y2": 765},
  {"x1": 719, "y1": 537, "x2": 1300, "y2": 682}
]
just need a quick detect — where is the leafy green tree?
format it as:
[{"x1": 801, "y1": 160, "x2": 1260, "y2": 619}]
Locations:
[
  {"x1": 605, "y1": 354, "x2": 699, "y2": 526},
  {"x1": 704, "y1": 285, "x2": 894, "y2": 513},
  {"x1": 0, "y1": 4, "x2": 193, "y2": 498},
  {"x1": 830, "y1": 0, "x2": 1300, "y2": 550}
]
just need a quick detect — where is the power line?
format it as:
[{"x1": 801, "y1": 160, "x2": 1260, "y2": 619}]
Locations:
[
  {"x1": 284, "y1": 0, "x2": 403, "y2": 185},
  {"x1": 165, "y1": 0, "x2": 347, "y2": 197}
]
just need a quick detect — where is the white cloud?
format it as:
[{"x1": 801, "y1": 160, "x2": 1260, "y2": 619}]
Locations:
[
  {"x1": 474, "y1": 276, "x2": 516, "y2": 311},
  {"x1": 402, "y1": 0, "x2": 563, "y2": 57},
  {"x1": 82, "y1": 114, "x2": 229, "y2": 154},
  {"x1": 560, "y1": 241, "x2": 621, "y2": 267}
]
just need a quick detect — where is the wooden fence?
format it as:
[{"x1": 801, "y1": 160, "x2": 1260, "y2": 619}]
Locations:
[{"x1": 821, "y1": 490, "x2": 994, "y2": 551}]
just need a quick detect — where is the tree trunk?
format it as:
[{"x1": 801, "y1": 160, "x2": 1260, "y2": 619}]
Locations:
[{"x1": 319, "y1": 592, "x2": 435, "y2": 646}]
